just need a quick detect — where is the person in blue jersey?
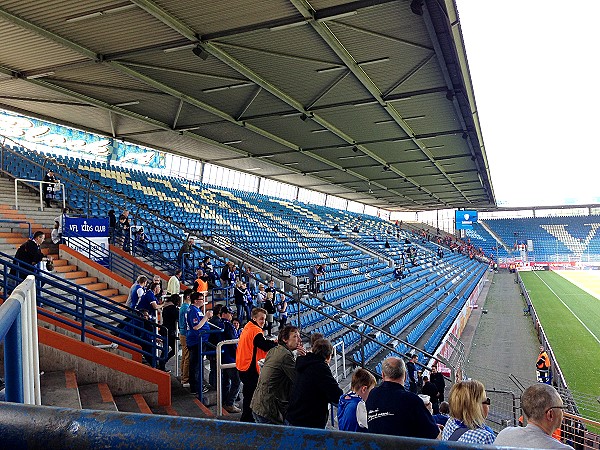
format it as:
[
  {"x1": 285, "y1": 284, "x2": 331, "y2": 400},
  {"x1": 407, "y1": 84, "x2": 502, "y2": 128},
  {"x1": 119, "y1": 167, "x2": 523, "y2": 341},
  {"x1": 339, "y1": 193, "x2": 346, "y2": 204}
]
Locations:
[
  {"x1": 186, "y1": 291, "x2": 213, "y2": 394},
  {"x1": 136, "y1": 282, "x2": 163, "y2": 319},
  {"x1": 178, "y1": 289, "x2": 193, "y2": 388},
  {"x1": 441, "y1": 380, "x2": 495, "y2": 445},
  {"x1": 337, "y1": 368, "x2": 376, "y2": 432}
]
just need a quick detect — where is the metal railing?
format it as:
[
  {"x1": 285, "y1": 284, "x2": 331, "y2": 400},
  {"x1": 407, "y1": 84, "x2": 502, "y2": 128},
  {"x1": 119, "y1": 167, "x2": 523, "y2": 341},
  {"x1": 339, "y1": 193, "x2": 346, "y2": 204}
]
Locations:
[
  {"x1": 0, "y1": 219, "x2": 31, "y2": 238},
  {"x1": 14, "y1": 178, "x2": 65, "y2": 211},
  {"x1": 0, "y1": 275, "x2": 40, "y2": 405},
  {"x1": 0, "y1": 250, "x2": 168, "y2": 367},
  {"x1": 215, "y1": 338, "x2": 239, "y2": 417}
]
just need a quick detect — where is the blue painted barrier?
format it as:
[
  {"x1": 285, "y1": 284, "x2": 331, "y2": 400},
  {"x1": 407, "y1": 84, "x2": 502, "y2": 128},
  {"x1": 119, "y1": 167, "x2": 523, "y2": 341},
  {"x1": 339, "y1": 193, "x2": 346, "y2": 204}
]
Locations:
[{"x1": 0, "y1": 403, "x2": 499, "y2": 450}]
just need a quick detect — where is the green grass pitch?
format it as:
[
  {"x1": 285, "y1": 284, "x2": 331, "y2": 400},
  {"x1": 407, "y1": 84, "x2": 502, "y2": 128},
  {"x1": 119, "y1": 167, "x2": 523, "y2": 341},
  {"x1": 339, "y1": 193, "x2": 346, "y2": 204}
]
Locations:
[{"x1": 520, "y1": 271, "x2": 600, "y2": 421}]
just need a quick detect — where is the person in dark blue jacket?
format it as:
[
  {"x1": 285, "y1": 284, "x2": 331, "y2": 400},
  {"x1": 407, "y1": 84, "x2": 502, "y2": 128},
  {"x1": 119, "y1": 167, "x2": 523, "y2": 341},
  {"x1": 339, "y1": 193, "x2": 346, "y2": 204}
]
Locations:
[
  {"x1": 366, "y1": 357, "x2": 440, "y2": 439},
  {"x1": 213, "y1": 306, "x2": 241, "y2": 413},
  {"x1": 286, "y1": 338, "x2": 343, "y2": 429},
  {"x1": 337, "y1": 368, "x2": 376, "y2": 432}
]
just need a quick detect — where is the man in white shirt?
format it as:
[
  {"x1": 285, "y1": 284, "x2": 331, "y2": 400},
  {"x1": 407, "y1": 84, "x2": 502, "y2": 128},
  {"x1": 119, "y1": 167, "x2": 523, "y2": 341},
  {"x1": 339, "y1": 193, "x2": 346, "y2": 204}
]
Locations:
[
  {"x1": 167, "y1": 269, "x2": 181, "y2": 295},
  {"x1": 494, "y1": 384, "x2": 573, "y2": 449}
]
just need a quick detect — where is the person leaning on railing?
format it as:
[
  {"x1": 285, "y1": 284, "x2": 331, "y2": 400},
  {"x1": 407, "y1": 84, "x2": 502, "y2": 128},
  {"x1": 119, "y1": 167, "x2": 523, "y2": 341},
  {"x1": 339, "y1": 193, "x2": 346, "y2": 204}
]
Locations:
[{"x1": 10, "y1": 231, "x2": 52, "y2": 284}]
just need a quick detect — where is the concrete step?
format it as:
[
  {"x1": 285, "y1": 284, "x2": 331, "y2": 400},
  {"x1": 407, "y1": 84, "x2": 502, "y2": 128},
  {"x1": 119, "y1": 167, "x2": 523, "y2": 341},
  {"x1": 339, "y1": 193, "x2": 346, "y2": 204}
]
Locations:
[
  {"x1": 96, "y1": 288, "x2": 119, "y2": 297},
  {"x1": 79, "y1": 383, "x2": 118, "y2": 412},
  {"x1": 64, "y1": 270, "x2": 88, "y2": 279},
  {"x1": 55, "y1": 265, "x2": 79, "y2": 274},
  {"x1": 114, "y1": 394, "x2": 153, "y2": 414},
  {"x1": 112, "y1": 294, "x2": 128, "y2": 303},
  {"x1": 85, "y1": 282, "x2": 109, "y2": 291},
  {"x1": 0, "y1": 232, "x2": 24, "y2": 238},
  {"x1": 40, "y1": 370, "x2": 82, "y2": 409},
  {"x1": 52, "y1": 259, "x2": 70, "y2": 267}
]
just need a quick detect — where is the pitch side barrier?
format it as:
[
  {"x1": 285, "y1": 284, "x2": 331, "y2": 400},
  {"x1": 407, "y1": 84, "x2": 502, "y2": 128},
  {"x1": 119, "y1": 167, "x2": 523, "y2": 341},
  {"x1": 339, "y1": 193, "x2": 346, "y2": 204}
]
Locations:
[{"x1": 0, "y1": 403, "x2": 519, "y2": 450}]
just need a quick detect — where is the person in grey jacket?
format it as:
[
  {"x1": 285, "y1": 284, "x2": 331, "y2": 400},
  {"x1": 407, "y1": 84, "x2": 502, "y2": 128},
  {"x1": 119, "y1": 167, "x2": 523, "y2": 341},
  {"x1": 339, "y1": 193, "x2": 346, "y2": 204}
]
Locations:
[{"x1": 250, "y1": 326, "x2": 305, "y2": 424}]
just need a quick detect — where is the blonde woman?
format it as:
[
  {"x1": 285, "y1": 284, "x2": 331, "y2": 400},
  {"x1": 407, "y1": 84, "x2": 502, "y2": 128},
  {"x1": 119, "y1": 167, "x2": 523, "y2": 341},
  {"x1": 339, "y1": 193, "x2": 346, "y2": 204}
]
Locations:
[{"x1": 441, "y1": 380, "x2": 495, "y2": 444}]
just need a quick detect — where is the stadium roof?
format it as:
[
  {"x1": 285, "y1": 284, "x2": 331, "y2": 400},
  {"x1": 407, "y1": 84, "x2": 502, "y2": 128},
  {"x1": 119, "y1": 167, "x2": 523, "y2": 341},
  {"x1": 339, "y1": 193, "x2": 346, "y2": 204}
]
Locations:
[{"x1": 0, "y1": 0, "x2": 495, "y2": 211}]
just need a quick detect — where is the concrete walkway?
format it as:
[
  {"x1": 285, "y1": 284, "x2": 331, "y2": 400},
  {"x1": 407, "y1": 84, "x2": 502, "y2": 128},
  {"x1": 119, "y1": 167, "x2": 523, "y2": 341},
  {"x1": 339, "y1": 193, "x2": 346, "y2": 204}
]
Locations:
[{"x1": 463, "y1": 270, "x2": 540, "y2": 391}]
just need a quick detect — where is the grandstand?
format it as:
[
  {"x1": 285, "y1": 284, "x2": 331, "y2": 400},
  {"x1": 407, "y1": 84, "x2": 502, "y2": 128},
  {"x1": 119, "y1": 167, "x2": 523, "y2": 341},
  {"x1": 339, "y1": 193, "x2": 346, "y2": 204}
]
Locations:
[{"x1": 0, "y1": 1, "x2": 599, "y2": 449}]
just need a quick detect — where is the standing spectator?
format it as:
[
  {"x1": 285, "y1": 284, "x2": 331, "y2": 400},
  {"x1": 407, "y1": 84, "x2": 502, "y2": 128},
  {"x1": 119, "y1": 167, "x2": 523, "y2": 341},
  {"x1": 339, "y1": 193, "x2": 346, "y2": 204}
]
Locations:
[
  {"x1": 107, "y1": 209, "x2": 116, "y2": 241},
  {"x1": 421, "y1": 376, "x2": 440, "y2": 414},
  {"x1": 116, "y1": 210, "x2": 131, "y2": 251},
  {"x1": 207, "y1": 304, "x2": 224, "y2": 389},
  {"x1": 50, "y1": 221, "x2": 61, "y2": 245},
  {"x1": 136, "y1": 282, "x2": 163, "y2": 320},
  {"x1": 406, "y1": 354, "x2": 419, "y2": 393},
  {"x1": 54, "y1": 208, "x2": 68, "y2": 237},
  {"x1": 234, "y1": 281, "x2": 251, "y2": 324},
  {"x1": 430, "y1": 364, "x2": 445, "y2": 403},
  {"x1": 286, "y1": 338, "x2": 343, "y2": 429},
  {"x1": 178, "y1": 289, "x2": 193, "y2": 387},
  {"x1": 159, "y1": 293, "x2": 180, "y2": 371},
  {"x1": 241, "y1": 266, "x2": 256, "y2": 295},
  {"x1": 277, "y1": 296, "x2": 288, "y2": 329},
  {"x1": 494, "y1": 384, "x2": 572, "y2": 449},
  {"x1": 337, "y1": 368, "x2": 376, "y2": 432},
  {"x1": 125, "y1": 275, "x2": 147, "y2": 309},
  {"x1": 250, "y1": 325, "x2": 305, "y2": 424},
  {"x1": 263, "y1": 292, "x2": 276, "y2": 337},
  {"x1": 186, "y1": 292, "x2": 213, "y2": 394},
  {"x1": 441, "y1": 380, "x2": 495, "y2": 444},
  {"x1": 308, "y1": 264, "x2": 319, "y2": 293},
  {"x1": 193, "y1": 268, "x2": 210, "y2": 297},
  {"x1": 366, "y1": 357, "x2": 439, "y2": 439},
  {"x1": 177, "y1": 237, "x2": 194, "y2": 279},
  {"x1": 43, "y1": 170, "x2": 58, "y2": 208},
  {"x1": 213, "y1": 306, "x2": 241, "y2": 413},
  {"x1": 167, "y1": 269, "x2": 182, "y2": 296},
  {"x1": 10, "y1": 231, "x2": 49, "y2": 283},
  {"x1": 235, "y1": 307, "x2": 277, "y2": 422},
  {"x1": 255, "y1": 284, "x2": 267, "y2": 308},
  {"x1": 201, "y1": 256, "x2": 216, "y2": 285}
]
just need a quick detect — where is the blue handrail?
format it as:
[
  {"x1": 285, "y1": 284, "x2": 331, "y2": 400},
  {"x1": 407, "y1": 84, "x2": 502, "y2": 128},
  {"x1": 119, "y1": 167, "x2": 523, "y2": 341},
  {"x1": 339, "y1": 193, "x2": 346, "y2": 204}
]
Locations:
[
  {"x1": 0, "y1": 250, "x2": 168, "y2": 367},
  {"x1": 0, "y1": 295, "x2": 23, "y2": 402}
]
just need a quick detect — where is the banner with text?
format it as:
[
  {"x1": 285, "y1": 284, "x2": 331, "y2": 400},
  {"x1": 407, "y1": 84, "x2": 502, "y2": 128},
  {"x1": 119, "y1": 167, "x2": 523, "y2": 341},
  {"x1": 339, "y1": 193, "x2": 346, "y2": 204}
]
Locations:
[{"x1": 64, "y1": 217, "x2": 110, "y2": 262}]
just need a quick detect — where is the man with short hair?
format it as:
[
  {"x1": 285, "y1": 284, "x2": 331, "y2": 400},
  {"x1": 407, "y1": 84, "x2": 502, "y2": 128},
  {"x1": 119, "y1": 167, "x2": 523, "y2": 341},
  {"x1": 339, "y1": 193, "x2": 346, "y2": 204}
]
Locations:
[
  {"x1": 167, "y1": 269, "x2": 181, "y2": 295},
  {"x1": 11, "y1": 231, "x2": 48, "y2": 283},
  {"x1": 178, "y1": 236, "x2": 194, "y2": 279},
  {"x1": 126, "y1": 275, "x2": 147, "y2": 309},
  {"x1": 178, "y1": 289, "x2": 193, "y2": 387},
  {"x1": 186, "y1": 292, "x2": 213, "y2": 395},
  {"x1": 406, "y1": 354, "x2": 419, "y2": 393},
  {"x1": 214, "y1": 306, "x2": 241, "y2": 413},
  {"x1": 366, "y1": 357, "x2": 440, "y2": 439},
  {"x1": 494, "y1": 384, "x2": 573, "y2": 449}
]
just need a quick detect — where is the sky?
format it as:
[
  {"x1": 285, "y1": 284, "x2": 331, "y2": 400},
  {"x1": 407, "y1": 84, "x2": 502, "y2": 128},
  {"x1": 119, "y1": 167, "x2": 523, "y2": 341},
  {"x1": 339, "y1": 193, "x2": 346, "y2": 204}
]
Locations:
[{"x1": 455, "y1": 0, "x2": 600, "y2": 208}]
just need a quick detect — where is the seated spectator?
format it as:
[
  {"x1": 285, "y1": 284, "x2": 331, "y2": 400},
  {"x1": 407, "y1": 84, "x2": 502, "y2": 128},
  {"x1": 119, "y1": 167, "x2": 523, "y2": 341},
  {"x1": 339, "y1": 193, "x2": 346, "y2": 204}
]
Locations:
[
  {"x1": 494, "y1": 384, "x2": 572, "y2": 449},
  {"x1": 250, "y1": 325, "x2": 305, "y2": 424},
  {"x1": 133, "y1": 226, "x2": 149, "y2": 254},
  {"x1": 338, "y1": 368, "x2": 376, "y2": 432},
  {"x1": 441, "y1": 380, "x2": 495, "y2": 444},
  {"x1": 286, "y1": 338, "x2": 343, "y2": 429},
  {"x1": 366, "y1": 357, "x2": 439, "y2": 439},
  {"x1": 433, "y1": 401, "x2": 450, "y2": 427}
]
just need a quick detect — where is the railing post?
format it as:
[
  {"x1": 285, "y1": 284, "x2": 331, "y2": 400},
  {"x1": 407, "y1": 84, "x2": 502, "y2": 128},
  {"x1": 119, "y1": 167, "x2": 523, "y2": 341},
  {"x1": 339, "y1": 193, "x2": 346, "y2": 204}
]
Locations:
[{"x1": 4, "y1": 303, "x2": 23, "y2": 403}]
